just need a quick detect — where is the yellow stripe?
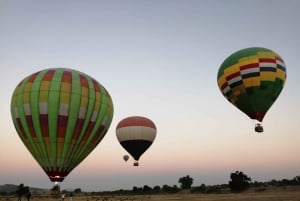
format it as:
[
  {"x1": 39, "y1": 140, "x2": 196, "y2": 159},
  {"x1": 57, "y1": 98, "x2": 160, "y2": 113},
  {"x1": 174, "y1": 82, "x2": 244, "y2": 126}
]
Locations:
[
  {"x1": 40, "y1": 81, "x2": 51, "y2": 91},
  {"x1": 224, "y1": 64, "x2": 240, "y2": 75},
  {"x1": 81, "y1": 87, "x2": 88, "y2": 97},
  {"x1": 217, "y1": 75, "x2": 227, "y2": 88},
  {"x1": 23, "y1": 92, "x2": 30, "y2": 103},
  {"x1": 80, "y1": 96, "x2": 88, "y2": 107},
  {"x1": 94, "y1": 92, "x2": 101, "y2": 111},
  {"x1": 243, "y1": 77, "x2": 260, "y2": 88},
  {"x1": 60, "y1": 82, "x2": 71, "y2": 93},
  {"x1": 39, "y1": 91, "x2": 49, "y2": 102},
  {"x1": 260, "y1": 71, "x2": 276, "y2": 81},
  {"x1": 257, "y1": 51, "x2": 276, "y2": 59},
  {"x1": 60, "y1": 92, "x2": 70, "y2": 104},
  {"x1": 276, "y1": 69, "x2": 286, "y2": 81},
  {"x1": 24, "y1": 83, "x2": 32, "y2": 92},
  {"x1": 238, "y1": 56, "x2": 259, "y2": 66}
]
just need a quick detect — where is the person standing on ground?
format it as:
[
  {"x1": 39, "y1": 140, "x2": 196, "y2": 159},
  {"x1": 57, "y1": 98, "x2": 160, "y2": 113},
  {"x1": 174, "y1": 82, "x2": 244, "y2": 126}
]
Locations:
[{"x1": 69, "y1": 192, "x2": 73, "y2": 201}]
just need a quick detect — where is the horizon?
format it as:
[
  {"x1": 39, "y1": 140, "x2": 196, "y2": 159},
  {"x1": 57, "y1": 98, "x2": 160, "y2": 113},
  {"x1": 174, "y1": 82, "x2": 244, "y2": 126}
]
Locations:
[{"x1": 1, "y1": 0, "x2": 300, "y2": 192}]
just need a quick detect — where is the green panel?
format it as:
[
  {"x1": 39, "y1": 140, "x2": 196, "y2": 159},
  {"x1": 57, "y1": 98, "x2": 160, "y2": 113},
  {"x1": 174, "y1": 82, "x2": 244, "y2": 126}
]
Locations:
[
  {"x1": 69, "y1": 74, "x2": 96, "y2": 165},
  {"x1": 60, "y1": 71, "x2": 81, "y2": 169},
  {"x1": 234, "y1": 82, "x2": 283, "y2": 118},
  {"x1": 30, "y1": 70, "x2": 50, "y2": 169},
  {"x1": 48, "y1": 70, "x2": 63, "y2": 168},
  {"x1": 76, "y1": 84, "x2": 108, "y2": 158},
  {"x1": 15, "y1": 77, "x2": 44, "y2": 166}
]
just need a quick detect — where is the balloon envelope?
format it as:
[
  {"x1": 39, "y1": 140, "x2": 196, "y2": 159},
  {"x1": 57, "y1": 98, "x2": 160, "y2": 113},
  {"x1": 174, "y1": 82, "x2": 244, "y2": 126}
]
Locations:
[
  {"x1": 217, "y1": 47, "x2": 286, "y2": 122},
  {"x1": 10, "y1": 68, "x2": 114, "y2": 182},
  {"x1": 116, "y1": 116, "x2": 156, "y2": 163},
  {"x1": 123, "y1": 155, "x2": 129, "y2": 162}
]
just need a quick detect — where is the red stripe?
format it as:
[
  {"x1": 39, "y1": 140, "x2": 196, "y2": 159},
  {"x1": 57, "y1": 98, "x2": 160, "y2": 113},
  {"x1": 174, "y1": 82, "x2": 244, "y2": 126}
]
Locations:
[
  {"x1": 226, "y1": 72, "x2": 241, "y2": 81},
  {"x1": 61, "y1": 70, "x2": 72, "y2": 83},
  {"x1": 117, "y1": 116, "x2": 156, "y2": 129},
  {"x1": 27, "y1": 72, "x2": 39, "y2": 83},
  {"x1": 43, "y1": 69, "x2": 55, "y2": 81},
  {"x1": 58, "y1": 116, "x2": 68, "y2": 138},
  {"x1": 82, "y1": 122, "x2": 95, "y2": 141},
  {"x1": 93, "y1": 79, "x2": 100, "y2": 92},
  {"x1": 80, "y1": 74, "x2": 88, "y2": 87},
  {"x1": 39, "y1": 114, "x2": 49, "y2": 137},
  {"x1": 16, "y1": 118, "x2": 27, "y2": 139},
  {"x1": 240, "y1": 63, "x2": 259, "y2": 70},
  {"x1": 259, "y1": 58, "x2": 276, "y2": 63},
  {"x1": 73, "y1": 119, "x2": 84, "y2": 140},
  {"x1": 220, "y1": 82, "x2": 228, "y2": 91},
  {"x1": 26, "y1": 115, "x2": 37, "y2": 138}
]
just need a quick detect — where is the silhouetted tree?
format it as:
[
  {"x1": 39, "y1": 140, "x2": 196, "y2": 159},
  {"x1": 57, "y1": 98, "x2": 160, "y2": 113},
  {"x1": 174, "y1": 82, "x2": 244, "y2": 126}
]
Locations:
[
  {"x1": 292, "y1": 176, "x2": 300, "y2": 185},
  {"x1": 178, "y1": 175, "x2": 193, "y2": 189},
  {"x1": 142, "y1": 185, "x2": 152, "y2": 192},
  {"x1": 152, "y1": 185, "x2": 161, "y2": 193},
  {"x1": 74, "y1": 188, "x2": 81, "y2": 193},
  {"x1": 229, "y1": 171, "x2": 251, "y2": 192},
  {"x1": 191, "y1": 184, "x2": 206, "y2": 193}
]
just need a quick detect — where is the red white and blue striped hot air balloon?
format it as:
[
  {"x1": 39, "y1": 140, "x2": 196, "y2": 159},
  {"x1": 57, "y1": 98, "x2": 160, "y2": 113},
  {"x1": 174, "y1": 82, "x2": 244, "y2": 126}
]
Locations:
[{"x1": 116, "y1": 116, "x2": 156, "y2": 166}]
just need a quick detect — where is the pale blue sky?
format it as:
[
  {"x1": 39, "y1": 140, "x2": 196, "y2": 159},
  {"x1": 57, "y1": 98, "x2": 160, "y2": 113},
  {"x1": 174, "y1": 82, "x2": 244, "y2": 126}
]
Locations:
[{"x1": 1, "y1": 0, "x2": 300, "y2": 191}]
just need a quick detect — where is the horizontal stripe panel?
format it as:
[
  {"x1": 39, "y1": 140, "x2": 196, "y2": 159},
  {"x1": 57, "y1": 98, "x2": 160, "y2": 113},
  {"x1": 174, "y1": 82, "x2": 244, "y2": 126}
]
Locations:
[
  {"x1": 117, "y1": 116, "x2": 156, "y2": 129},
  {"x1": 259, "y1": 62, "x2": 277, "y2": 68},
  {"x1": 116, "y1": 126, "x2": 156, "y2": 142}
]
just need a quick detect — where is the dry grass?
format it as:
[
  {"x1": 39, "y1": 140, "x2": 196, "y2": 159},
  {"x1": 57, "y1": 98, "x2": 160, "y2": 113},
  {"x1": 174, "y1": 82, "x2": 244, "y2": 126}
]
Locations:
[{"x1": 1, "y1": 186, "x2": 300, "y2": 201}]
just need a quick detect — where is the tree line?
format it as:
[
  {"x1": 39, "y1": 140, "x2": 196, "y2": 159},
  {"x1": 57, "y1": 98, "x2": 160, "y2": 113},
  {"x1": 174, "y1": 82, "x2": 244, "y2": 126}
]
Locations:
[{"x1": 1, "y1": 171, "x2": 300, "y2": 196}]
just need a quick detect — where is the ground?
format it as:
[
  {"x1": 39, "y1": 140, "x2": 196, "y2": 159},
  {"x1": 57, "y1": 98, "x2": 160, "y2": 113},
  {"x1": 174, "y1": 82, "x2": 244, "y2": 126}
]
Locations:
[{"x1": 1, "y1": 186, "x2": 300, "y2": 201}]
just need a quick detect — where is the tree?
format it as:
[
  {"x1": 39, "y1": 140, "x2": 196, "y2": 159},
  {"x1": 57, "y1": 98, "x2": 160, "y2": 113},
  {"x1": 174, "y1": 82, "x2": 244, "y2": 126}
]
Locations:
[
  {"x1": 74, "y1": 188, "x2": 81, "y2": 193},
  {"x1": 229, "y1": 171, "x2": 251, "y2": 192},
  {"x1": 292, "y1": 176, "x2": 300, "y2": 185},
  {"x1": 178, "y1": 175, "x2": 193, "y2": 189},
  {"x1": 142, "y1": 185, "x2": 152, "y2": 192},
  {"x1": 152, "y1": 185, "x2": 161, "y2": 193}
]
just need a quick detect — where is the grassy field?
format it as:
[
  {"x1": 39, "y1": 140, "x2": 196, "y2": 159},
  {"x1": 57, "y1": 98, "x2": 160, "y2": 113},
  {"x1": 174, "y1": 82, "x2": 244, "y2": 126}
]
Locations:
[{"x1": 1, "y1": 186, "x2": 300, "y2": 201}]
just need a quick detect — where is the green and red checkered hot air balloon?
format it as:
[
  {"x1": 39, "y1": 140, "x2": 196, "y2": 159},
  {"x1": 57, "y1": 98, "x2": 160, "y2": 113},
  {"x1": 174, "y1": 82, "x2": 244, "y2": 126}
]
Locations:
[
  {"x1": 217, "y1": 47, "x2": 287, "y2": 132},
  {"x1": 10, "y1": 68, "x2": 114, "y2": 182}
]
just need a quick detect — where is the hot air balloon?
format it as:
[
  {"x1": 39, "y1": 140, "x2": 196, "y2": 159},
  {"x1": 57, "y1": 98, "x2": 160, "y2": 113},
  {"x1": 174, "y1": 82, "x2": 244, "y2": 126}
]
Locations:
[
  {"x1": 116, "y1": 116, "x2": 156, "y2": 166},
  {"x1": 123, "y1": 154, "x2": 129, "y2": 162},
  {"x1": 10, "y1": 68, "x2": 114, "y2": 182},
  {"x1": 217, "y1": 47, "x2": 287, "y2": 132}
]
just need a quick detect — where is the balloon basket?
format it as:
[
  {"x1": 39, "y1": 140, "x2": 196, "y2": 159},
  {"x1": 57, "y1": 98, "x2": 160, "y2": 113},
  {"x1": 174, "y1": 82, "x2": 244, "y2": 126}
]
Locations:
[
  {"x1": 255, "y1": 123, "x2": 263, "y2": 133},
  {"x1": 133, "y1": 161, "x2": 139, "y2": 166}
]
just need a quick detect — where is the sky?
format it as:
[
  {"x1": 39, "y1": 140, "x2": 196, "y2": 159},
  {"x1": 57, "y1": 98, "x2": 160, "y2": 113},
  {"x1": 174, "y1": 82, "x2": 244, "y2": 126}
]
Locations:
[{"x1": 1, "y1": 0, "x2": 300, "y2": 192}]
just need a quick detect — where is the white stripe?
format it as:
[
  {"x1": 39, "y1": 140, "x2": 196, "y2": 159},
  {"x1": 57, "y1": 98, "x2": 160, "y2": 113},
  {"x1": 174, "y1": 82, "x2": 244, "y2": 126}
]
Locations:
[
  {"x1": 14, "y1": 107, "x2": 19, "y2": 118},
  {"x1": 227, "y1": 76, "x2": 242, "y2": 85},
  {"x1": 259, "y1": 62, "x2": 276, "y2": 68},
  {"x1": 91, "y1": 111, "x2": 98, "y2": 122},
  {"x1": 276, "y1": 60, "x2": 285, "y2": 68},
  {"x1": 78, "y1": 107, "x2": 86, "y2": 119},
  {"x1": 116, "y1": 126, "x2": 156, "y2": 142},
  {"x1": 59, "y1": 104, "x2": 69, "y2": 116},
  {"x1": 39, "y1": 103, "x2": 48, "y2": 114},
  {"x1": 222, "y1": 85, "x2": 230, "y2": 94},
  {"x1": 241, "y1": 68, "x2": 259, "y2": 75},
  {"x1": 24, "y1": 104, "x2": 31, "y2": 115}
]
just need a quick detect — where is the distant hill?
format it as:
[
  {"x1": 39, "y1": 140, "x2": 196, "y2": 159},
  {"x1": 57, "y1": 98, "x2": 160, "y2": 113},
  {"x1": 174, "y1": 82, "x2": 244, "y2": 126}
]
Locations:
[{"x1": 0, "y1": 184, "x2": 50, "y2": 194}]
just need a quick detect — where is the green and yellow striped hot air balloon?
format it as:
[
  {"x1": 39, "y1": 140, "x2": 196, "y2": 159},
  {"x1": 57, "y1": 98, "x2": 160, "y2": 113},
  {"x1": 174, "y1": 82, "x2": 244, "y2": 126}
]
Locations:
[
  {"x1": 10, "y1": 68, "x2": 114, "y2": 182},
  {"x1": 217, "y1": 47, "x2": 286, "y2": 132}
]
